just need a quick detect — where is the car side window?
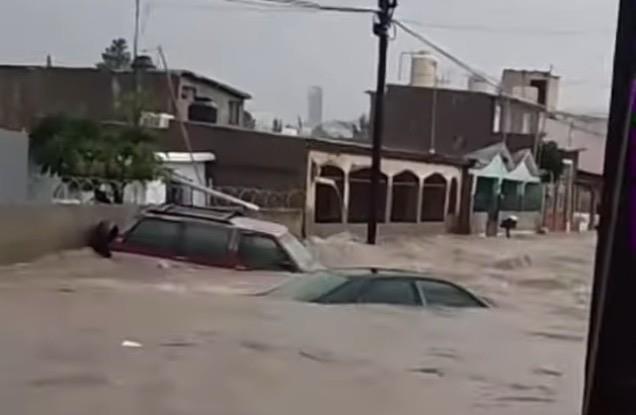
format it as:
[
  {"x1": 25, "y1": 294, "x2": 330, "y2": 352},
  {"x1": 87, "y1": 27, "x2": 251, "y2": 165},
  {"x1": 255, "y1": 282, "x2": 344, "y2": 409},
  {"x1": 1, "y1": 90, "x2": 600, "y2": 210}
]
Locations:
[
  {"x1": 125, "y1": 218, "x2": 181, "y2": 254},
  {"x1": 417, "y1": 280, "x2": 483, "y2": 308},
  {"x1": 358, "y1": 279, "x2": 420, "y2": 306},
  {"x1": 317, "y1": 279, "x2": 367, "y2": 304},
  {"x1": 239, "y1": 233, "x2": 291, "y2": 271},
  {"x1": 181, "y1": 222, "x2": 231, "y2": 264}
]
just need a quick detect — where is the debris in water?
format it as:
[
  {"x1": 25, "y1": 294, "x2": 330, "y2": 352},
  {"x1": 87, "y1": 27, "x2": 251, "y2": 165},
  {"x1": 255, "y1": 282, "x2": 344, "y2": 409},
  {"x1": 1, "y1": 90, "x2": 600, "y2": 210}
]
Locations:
[{"x1": 121, "y1": 340, "x2": 143, "y2": 348}]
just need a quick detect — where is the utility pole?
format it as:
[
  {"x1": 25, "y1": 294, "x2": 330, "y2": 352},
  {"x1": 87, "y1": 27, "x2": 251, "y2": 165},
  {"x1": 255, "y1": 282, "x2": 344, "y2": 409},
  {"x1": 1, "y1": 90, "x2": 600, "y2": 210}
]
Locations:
[
  {"x1": 133, "y1": 0, "x2": 140, "y2": 62},
  {"x1": 132, "y1": 0, "x2": 142, "y2": 124},
  {"x1": 367, "y1": 0, "x2": 397, "y2": 244}
]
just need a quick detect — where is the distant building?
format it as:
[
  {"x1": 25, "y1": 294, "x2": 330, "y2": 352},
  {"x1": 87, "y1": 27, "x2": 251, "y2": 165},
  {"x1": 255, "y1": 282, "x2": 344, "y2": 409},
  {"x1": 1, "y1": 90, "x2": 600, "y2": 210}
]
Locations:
[
  {"x1": 501, "y1": 69, "x2": 560, "y2": 111},
  {"x1": 307, "y1": 86, "x2": 323, "y2": 129},
  {"x1": 0, "y1": 65, "x2": 251, "y2": 131}
]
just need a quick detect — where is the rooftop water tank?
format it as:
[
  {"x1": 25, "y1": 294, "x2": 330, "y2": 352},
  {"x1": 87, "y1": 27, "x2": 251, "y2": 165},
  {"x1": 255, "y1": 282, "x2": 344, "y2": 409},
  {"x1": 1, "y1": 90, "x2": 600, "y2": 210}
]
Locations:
[{"x1": 410, "y1": 52, "x2": 438, "y2": 87}]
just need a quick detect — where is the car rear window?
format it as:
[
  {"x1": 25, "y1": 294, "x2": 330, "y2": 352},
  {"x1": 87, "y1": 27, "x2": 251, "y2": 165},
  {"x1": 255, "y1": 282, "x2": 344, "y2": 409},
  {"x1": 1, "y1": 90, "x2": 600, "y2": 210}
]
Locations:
[
  {"x1": 182, "y1": 222, "x2": 232, "y2": 264},
  {"x1": 125, "y1": 218, "x2": 181, "y2": 254},
  {"x1": 239, "y1": 233, "x2": 291, "y2": 271}
]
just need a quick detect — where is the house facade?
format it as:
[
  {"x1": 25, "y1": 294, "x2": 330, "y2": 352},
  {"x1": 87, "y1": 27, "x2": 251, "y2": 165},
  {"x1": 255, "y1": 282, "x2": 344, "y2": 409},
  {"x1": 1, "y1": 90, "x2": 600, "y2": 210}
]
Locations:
[
  {"x1": 0, "y1": 65, "x2": 250, "y2": 131},
  {"x1": 156, "y1": 122, "x2": 471, "y2": 238}
]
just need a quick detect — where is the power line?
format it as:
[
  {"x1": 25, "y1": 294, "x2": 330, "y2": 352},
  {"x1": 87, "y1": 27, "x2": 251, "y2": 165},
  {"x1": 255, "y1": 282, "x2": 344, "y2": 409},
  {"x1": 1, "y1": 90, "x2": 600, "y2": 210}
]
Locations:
[
  {"x1": 400, "y1": 18, "x2": 611, "y2": 36},
  {"x1": 394, "y1": 19, "x2": 500, "y2": 88},
  {"x1": 233, "y1": 0, "x2": 376, "y2": 13}
]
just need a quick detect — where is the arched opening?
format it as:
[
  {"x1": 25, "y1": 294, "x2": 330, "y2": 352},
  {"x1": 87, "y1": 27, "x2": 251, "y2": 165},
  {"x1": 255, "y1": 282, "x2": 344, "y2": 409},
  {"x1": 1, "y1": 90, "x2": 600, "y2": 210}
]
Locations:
[
  {"x1": 421, "y1": 173, "x2": 447, "y2": 222},
  {"x1": 391, "y1": 171, "x2": 419, "y2": 223},
  {"x1": 447, "y1": 178, "x2": 459, "y2": 215},
  {"x1": 315, "y1": 165, "x2": 345, "y2": 223},
  {"x1": 348, "y1": 168, "x2": 388, "y2": 223}
]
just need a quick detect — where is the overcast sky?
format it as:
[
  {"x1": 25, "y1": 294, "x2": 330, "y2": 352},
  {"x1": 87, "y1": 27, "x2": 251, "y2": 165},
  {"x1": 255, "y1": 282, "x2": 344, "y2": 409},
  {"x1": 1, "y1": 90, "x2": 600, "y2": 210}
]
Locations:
[{"x1": 0, "y1": 0, "x2": 619, "y2": 122}]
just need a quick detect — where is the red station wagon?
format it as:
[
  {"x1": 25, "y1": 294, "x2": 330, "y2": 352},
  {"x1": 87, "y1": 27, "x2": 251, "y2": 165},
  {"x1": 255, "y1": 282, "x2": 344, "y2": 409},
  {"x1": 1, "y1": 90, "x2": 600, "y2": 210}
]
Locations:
[{"x1": 106, "y1": 205, "x2": 322, "y2": 273}]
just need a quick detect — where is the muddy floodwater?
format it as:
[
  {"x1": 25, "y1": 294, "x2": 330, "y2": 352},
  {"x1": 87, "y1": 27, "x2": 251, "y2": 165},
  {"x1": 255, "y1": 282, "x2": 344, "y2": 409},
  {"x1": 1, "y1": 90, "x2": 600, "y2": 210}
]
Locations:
[{"x1": 0, "y1": 233, "x2": 594, "y2": 414}]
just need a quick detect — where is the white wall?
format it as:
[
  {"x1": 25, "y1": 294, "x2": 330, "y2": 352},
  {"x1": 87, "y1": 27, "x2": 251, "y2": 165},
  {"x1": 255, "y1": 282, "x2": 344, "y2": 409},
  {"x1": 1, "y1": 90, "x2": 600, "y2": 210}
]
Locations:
[
  {"x1": 143, "y1": 161, "x2": 208, "y2": 206},
  {"x1": 0, "y1": 129, "x2": 29, "y2": 204}
]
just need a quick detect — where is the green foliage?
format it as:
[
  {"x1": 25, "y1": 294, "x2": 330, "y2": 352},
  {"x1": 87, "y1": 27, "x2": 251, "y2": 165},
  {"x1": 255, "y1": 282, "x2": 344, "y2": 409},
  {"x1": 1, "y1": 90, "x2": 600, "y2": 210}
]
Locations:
[
  {"x1": 538, "y1": 141, "x2": 565, "y2": 182},
  {"x1": 97, "y1": 38, "x2": 132, "y2": 71},
  {"x1": 30, "y1": 115, "x2": 165, "y2": 203}
]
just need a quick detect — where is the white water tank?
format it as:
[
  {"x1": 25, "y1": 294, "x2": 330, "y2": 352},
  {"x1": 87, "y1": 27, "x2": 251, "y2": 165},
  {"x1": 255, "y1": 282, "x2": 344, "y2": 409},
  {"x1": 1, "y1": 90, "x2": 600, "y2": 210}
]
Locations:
[
  {"x1": 410, "y1": 53, "x2": 438, "y2": 87},
  {"x1": 468, "y1": 75, "x2": 496, "y2": 94}
]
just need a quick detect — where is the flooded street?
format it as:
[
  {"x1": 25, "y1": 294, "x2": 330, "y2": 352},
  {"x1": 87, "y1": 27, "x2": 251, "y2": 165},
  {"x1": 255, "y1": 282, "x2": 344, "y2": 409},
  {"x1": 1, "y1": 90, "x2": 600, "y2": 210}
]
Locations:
[{"x1": 0, "y1": 233, "x2": 595, "y2": 414}]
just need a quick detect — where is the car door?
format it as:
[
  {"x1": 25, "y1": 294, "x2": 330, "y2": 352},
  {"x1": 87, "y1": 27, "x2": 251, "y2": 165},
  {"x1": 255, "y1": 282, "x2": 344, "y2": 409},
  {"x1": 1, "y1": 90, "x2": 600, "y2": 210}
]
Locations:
[
  {"x1": 180, "y1": 221, "x2": 235, "y2": 268},
  {"x1": 356, "y1": 278, "x2": 422, "y2": 306},
  {"x1": 416, "y1": 279, "x2": 486, "y2": 308},
  {"x1": 237, "y1": 231, "x2": 296, "y2": 271}
]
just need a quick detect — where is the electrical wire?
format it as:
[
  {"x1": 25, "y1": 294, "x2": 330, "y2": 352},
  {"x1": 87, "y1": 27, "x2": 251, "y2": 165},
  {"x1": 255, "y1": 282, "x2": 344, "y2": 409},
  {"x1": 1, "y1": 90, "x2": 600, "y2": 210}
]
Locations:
[
  {"x1": 394, "y1": 19, "x2": 500, "y2": 88},
  {"x1": 399, "y1": 18, "x2": 611, "y2": 36}
]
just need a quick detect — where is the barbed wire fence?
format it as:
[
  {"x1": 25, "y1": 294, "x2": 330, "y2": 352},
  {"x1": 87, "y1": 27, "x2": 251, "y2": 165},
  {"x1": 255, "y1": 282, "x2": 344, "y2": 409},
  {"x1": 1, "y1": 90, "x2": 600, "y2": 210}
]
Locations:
[
  {"x1": 31, "y1": 175, "x2": 306, "y2": 209},
  {"x1": 208, "y1": 186, "x2": 306, "y2": 209}
]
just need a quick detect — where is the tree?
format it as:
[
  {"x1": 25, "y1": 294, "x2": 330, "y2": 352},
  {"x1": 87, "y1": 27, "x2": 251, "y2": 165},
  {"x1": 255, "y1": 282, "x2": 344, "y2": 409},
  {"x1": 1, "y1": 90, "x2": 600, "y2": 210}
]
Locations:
[
  {"x1": 30, "y1": 115, "x2": 165, "y2": 203},
  {"x1": 537, "y1": 141, "x2": 565, "y2": 182},
  {"x1": 97, "y1": 38, "x2": 132, "y2": 71}
]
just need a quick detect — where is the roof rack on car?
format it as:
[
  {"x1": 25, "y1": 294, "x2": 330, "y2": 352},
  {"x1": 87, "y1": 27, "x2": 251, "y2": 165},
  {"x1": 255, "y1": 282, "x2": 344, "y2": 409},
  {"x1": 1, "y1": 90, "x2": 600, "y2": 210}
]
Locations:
[{"x1": 145, "y1": 204, "x2": 244, "y2": 224}]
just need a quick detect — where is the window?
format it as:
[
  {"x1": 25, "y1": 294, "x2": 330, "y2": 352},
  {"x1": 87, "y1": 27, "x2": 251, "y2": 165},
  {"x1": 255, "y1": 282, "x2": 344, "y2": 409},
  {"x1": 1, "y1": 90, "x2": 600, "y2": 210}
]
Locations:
[
  {"x1": 493, "y1": 103, "x2": 502, "y2": 133},
  {"x1": 229, "y1": 101, "x2": 241, "y2": 125},
  {"x1": 166, "y1": 181, "x2": 193, "y2": 206},
  {"x1": 268, "y1": 274, "x2": 348, "y2": 302},
  {"x1": 182, "y1": 222, "x2": 231, "y2": 264},
  {"x1": 358, "y1": 280, "x2": 420, "y2": 306},
  {"x1": 239, "y1": 233, "x2": 291, "y2": 271},
  {"x1": 521, "y1": 112, "x2": 532, "y2": 134},
  {"x1": 317, "y1": 279, "x2": 367, "y2": 304},
  {"x1": 125, "y1": 218, "x2": 181, "y2": 255},
  {"x1": 417, "y1": 280, "x2": 484, "y2": 308}
]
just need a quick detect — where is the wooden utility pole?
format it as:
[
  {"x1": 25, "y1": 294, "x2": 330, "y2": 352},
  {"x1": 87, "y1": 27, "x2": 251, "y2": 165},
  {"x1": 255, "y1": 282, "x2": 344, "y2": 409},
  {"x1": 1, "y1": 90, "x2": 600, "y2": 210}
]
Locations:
[{"x1": 367, "y1": 0, "x2": 397, "y2": 244}]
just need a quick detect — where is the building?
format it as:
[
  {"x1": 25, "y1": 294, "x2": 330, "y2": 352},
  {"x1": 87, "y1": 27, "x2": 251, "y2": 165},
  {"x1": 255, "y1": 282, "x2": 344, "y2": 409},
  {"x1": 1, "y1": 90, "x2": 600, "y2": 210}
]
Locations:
[
  {"x1": 545, "y1": 112, "x2": 606, "y2": 230},
  {"x1": 156, "y1": 122, "x2": 472, "y2": 238},
  {"x1": 467, "y1": 142, "x2": 543, "y2": 235},
  {"x1": 501, "y1": 69, "x2": 560, "y2": 112},
  {"x1": 307, "y1": 86, "x2": 323, "y2": 129},
  {"x1": 374, "y1": 83, "x2": 544, "y2": 157},
  {"x1": 0, "y1": 65, "x2": 251, "y2": 131}
]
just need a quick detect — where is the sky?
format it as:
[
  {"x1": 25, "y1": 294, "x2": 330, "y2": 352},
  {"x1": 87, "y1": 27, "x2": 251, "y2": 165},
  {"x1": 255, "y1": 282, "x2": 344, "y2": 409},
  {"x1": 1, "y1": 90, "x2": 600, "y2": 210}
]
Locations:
[{"x1": 0, "y1": 0, "x2": 619, "y2": 123}]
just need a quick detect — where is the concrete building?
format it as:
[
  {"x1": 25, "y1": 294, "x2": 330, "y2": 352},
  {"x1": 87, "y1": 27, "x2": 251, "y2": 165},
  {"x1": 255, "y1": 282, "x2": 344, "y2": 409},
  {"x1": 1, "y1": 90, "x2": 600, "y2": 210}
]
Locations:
[
  {"x1": 156, "y1": 122, "x2": 472, "y2": 238},
  {"x1": 545, "y1": 113, "x2": 607, "y2": 230},
  {"x1": 0, "y1": 65, "x2": 251, "y2": 131},
  {"x1": 501, "y1": 69, "x2": 561, "y2": 111},
  {"x1": 371, "y1": 84, "x2": 544, "y2": 158},
  {"x1": 307, "y1": 86, "x2": 323, "y2": 129}
]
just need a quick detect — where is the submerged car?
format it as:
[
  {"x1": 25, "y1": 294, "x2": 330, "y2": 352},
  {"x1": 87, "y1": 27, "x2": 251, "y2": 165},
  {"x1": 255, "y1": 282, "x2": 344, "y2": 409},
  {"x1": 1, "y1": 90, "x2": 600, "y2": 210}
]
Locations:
[
  {"x1": 265, "y1": 268, "x2": 489, "y2": 308},
  {"x1": 96, "y1": 205, "x2": 322, "y2": 273}
]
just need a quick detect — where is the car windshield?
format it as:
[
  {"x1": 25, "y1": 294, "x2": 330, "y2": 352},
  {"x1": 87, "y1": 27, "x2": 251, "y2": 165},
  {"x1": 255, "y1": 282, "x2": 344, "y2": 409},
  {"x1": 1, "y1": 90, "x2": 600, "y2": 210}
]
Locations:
[
  {"x1": 279, "y1": 232, "x2": 323, "y2": 271},
  {"x1": 267, "y1": 273, "x2": 347, "y2": 301}
]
